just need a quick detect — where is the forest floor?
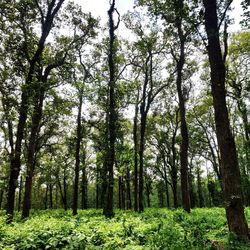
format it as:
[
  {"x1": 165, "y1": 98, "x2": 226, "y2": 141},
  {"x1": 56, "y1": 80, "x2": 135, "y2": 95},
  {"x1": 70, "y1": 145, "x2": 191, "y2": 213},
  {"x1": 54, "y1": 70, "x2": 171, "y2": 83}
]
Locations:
[{"x1": 0, "y1": 208, "x2": 250, "y2": 249}]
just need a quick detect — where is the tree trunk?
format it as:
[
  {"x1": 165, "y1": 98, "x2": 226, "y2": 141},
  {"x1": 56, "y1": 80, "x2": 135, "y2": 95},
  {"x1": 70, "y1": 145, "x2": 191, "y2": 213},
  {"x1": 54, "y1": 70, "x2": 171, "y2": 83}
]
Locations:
[
  {"x1": 103, "y1": 0, "x2": 118, "y2": 218},
  {"x1": 165, "y1": 180, "x2": 170, "y2": 208},
  {"x1": 49, "y1": 183, "x2": 53, "y2": 209},
  {"x1": 172, "y1": 177, "x2": 178, "y2": 208},
  {"x1": 96, "y1": 167, "x2": 100, "y2": 209},
  {"x1": 176, "y1": 47, "x2": 191, "y2": 213},
  {"x1": 139, "y1": 113, "x2": 146, "y2": 212},
  {"x1": 189, "y1": 164, "x2": 197, "y2": 208},
  {"x1": 0, "y1": 190, "x2": 4, "y2": 210},
  {"x1": 73, "y1": 94, "x2": 83, "y2": 215},
  {"x1": 171, "y1": 119, "x2": 178, "y2": 208},
  {"x1": 157, "y1": 181, "x2": 164, "y2": 208},
  {"x1": 133, "y1": 92, "x2": 139, "y2": 211},
  {"x1": 57, "y1": 173, "x2": 67, "y2": 210},
  {"x1": 118, "y1": 176, "x2": 125, "y2": 209},
  {"x1": 118, "y1": 176, "x2": 122, "y2": 209},
  {"x1": 6, "y1": 91, "x2": 29, "y2": 222},
  {"x1": 145, "y1": 181, "x2": 151, "y2": 208},
  {"x1": 197, "y1": 168, "x2": 204, "y2": 208},
  {"x1": 126, "y1": 165, "x2": 132, "y2": 209},
  {"x1": 22, "y1": 89, "x2": 45, "y2": 219},
  {"x1": 17, "y1": 176, "x2": 23, "y2": 212},
  {"x1": 81, "y1": 162, "x2": 88, "y2": 209},
  {"x1": 203, "y1": 0, "x2": 249, "y2": 239},
  {"x1": 173, "y1": 1, "x2": 191, "y2": 212},
  {"x1": 44, "y1": 185, "x2": 48, "y2": 209}
]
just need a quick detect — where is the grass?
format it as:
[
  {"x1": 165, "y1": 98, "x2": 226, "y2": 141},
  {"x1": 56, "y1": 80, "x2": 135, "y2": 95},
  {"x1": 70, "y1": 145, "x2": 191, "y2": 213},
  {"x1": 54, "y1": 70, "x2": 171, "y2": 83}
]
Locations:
[{"x1": 0, "y1": 208, "x2": 250, "y2": 249}]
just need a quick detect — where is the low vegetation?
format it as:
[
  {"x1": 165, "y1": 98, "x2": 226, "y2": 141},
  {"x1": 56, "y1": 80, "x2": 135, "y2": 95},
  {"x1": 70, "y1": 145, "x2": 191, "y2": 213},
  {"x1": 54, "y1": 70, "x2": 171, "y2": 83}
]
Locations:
[{"x1": 1, "y1": 208, "x2": 250, "y2": 250}]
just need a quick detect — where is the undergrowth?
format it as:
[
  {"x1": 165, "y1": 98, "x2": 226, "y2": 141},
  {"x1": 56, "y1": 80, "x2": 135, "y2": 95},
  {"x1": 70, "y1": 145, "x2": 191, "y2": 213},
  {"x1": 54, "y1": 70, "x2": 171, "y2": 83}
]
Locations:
[{"x1": 0, "y1": 207, "x2": 249, "y2": 249}]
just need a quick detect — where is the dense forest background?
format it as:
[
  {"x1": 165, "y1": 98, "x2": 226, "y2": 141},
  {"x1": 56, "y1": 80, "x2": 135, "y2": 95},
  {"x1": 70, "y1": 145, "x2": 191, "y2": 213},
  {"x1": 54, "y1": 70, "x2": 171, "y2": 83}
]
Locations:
[{"x1": 0, "y1": 0, "x2": 249, "y2": 241}]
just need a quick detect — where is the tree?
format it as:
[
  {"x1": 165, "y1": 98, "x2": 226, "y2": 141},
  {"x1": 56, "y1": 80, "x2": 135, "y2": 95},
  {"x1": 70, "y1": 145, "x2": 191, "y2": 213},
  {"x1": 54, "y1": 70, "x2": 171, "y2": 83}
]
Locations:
[
  {"x1": 103, "y1": 0, "x2": 120, "y2": 218},
  {"x1": 202, "y1": 0, "x2": 249, "y2": 239},
  {"x1": 4, "y1": 0, "x2": 65, "y2": 223},
  {"x1": 136, "y1": 0, "x2": 200, "y2": 213}
]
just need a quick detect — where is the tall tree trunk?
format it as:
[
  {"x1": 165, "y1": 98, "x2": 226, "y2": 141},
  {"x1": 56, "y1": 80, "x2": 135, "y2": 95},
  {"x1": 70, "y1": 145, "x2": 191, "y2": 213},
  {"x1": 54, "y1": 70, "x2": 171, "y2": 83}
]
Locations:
[
  {"x1": 17, "y1": 176, "x2": 23, "y2": 212},
  {"x1": 173, "y1": 0, "x2": 191, "y2": 213},
  {"x1": 7, "y1": 91, "x2": 29, "y2": 222},
  {"x1": 0, "y1": 190, "x2": 4, "y2": 210},
  {"x1": 63, "y1": 171, "x2": 68, "y2": 210},
  {"x1": 172, "y1": 177, "x2": 178, "y2": 208},
  {"x1": 22, "y1": 89, "x2": 45, "y2": 219},
  {"x1": 145, "y1": 181, "x2": 151, "y2": 208},
  {"x1": 49, "y1": 183, "x2": 53, "y2": 209},
  {"x1": 197, "y1": 168, "x2": 204, "y2": 208},
  {"x1": 118, "y1": 176, "x2": 125, "y2": 209},
  {"x1": 133, "y1": 89, "x2": 139, "y2": 211},
  {"x1": 138, "y1": 113, "x2": 146, "y2": 212},
  {"x1": 72, "y1": 94, "x2": 83, "y2": 215},
  {"x1": 44, "y1": 185, "x2": 48, "y2": 209},
  {"x1": 171, "y1": 117, "x2": 178, "y2": 208},
  {"x1": 103, "y1": 0, "x2": 118, "y2": 218},
  {"x1": 56, "y1": 169, "x2": 68, "y2": 210},
  {"x1": 118, "y1": 176, "x2": 122, "y2": 209},
  {"x1": 203, "y1": 0, "x2": 249, "y2": 239},
  {"x1": 96, "y1": 166, "x2": 100, "y2": 209},
  {"x1": 138, "y1": 53, "x2": 152, "y2": 213},
  {"x1": 164, "y1": 180, "x2": 170, "y2": 208},
  {"x1": 176, "y1": 46, "x2": 191, "y2": 213},
  {"x1": 157, "y1": 181, "x2": 164, "y2": 208},
  {"x1": 126, "y1": 165, "x2": 132, "y2": 209},
  {"x1": 81, "y1": 160, "x2": 88, "y2": 209}
]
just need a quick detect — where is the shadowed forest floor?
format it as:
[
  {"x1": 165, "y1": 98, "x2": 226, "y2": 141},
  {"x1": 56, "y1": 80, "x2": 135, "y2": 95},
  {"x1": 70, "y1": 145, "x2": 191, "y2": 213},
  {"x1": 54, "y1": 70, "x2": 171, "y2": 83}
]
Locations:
[{"x1": 0, "y1": 208, "x2": 250, "y2": 249}]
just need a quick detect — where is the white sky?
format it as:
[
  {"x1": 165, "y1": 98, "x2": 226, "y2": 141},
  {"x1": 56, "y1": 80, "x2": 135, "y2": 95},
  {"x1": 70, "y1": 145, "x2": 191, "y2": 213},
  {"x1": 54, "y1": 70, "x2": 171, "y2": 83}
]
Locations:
[
  {"x1": 74, "y1": 0, "x2": 134, "y2": 21},
  {"x1": 72, "y1": 0, "x2": 243, "y2": 32}
]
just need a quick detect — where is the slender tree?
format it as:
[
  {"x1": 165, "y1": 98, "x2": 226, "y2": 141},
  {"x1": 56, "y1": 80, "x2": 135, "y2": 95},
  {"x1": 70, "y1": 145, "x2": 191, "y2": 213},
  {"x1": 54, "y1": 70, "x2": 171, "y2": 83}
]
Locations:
[{"x1": 103, "y1": 0, "x2": 120, "y2": 218}]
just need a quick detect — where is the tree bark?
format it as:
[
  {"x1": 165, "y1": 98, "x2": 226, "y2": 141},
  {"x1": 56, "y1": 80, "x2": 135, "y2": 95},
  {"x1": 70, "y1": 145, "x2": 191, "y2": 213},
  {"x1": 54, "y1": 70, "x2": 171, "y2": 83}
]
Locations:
[
  {"x1": 0, "y1": 190, "x2": 4, "y2": 210},
  {"x1": 22, "y1": 88, "x2": 45, "y2": 219},
  {"x1": 49, "y1": 183, "x2": 53, "y2": 209},
  {"x1": 81, "y1": 156, "x2": 88, "y2": 209},
  {"x1": 103, "y1": 0, "x2": 118, "y2": 218},
  {"x1": 133, "y1": 91, "x2": 139, "y2": 211},
  {"x1": 176, "y1": 41, "x2": 191, "y2": 213},
  {"x1": 126, "y1": 165, "x2": 132, "y2": 209},
  {"x1": 17, "y1": 176, "x2": 23, "y2": 212},
  {"x1": 197, "y1": 168, "x2": 204, "y2": 208},
  {"x1": 139, "y1": 112, "x2": 146, "y2": 212},
  {"x1": 203, "y1": 0, "x2": 249, "y2": 239},
  {"x1": 44, "y1": 185, "x2": 48, "y2": 209},
  {"x1": 172, "y1": 0, "x2": 191, "y2": 213},
  {"x1": 72, "y1": 94, "x2": 83, "y2": 215}
]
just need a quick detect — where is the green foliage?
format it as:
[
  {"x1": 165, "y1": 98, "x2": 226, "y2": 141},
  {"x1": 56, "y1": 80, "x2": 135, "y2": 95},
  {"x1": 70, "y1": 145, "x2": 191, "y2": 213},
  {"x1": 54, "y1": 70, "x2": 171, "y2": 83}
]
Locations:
[{"x1": 0, "y1": 208, "x2": 250, "y2": 249}]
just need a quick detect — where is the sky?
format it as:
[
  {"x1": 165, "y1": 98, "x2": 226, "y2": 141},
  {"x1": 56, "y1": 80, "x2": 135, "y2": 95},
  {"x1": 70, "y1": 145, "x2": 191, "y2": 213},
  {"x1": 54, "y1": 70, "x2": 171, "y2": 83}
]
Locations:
[
  {"x1": 74, "y1": 0, "x2": 134, "y2": 21},
  {"x1": 73, "y1": 0, "x2": 243, "y2": 32}
]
